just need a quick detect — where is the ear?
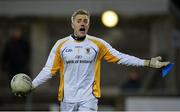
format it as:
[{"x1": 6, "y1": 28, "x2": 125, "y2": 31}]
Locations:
[{"x1": 71, "y1": 23, "x2": 74, "y2": 29}]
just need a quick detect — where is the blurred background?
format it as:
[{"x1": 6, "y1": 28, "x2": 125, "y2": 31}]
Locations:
[{"x1": 0, "y1": 0, "x2": 180, "y2": 111}]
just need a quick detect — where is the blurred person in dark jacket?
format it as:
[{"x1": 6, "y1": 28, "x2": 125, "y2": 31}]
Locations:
[
  {"x1": 121, "y1": 70, "x2": 142, "y2": 93},
  {"x1": 2, "y1": 26, "x2": 31, "y2": 80}
]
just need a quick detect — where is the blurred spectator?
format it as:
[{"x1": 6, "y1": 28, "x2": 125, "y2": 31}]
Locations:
[
  {"x1": 0, "y1": 26, "x2": 31, "y2": 110},
  {"x1": 1, "y1": 26, "x2": 31, "y2": 80},
  {"x1": 121, "y1": 70, "x2": 142, "y2": 93}
]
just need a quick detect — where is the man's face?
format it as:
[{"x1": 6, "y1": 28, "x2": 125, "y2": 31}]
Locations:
[{"x1": 71, "y1": 14, "x2": 89, "y2": 37}]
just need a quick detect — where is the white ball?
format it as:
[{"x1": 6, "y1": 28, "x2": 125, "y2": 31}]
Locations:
[{"x1": 11, "y1": 73, "x2": 32, "y2": 93}]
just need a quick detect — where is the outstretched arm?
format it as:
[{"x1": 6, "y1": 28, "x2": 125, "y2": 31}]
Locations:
[{"x1": 99, "y1": 38, "x2": 169, "y2": 68}]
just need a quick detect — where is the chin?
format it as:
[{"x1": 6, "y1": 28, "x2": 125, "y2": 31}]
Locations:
[
  {"x1": 81, "y1": 34, "x2": 86, "y2": 37},
  {"x1": 78, "y1": 34, "x2": 86, "y2": 37}
]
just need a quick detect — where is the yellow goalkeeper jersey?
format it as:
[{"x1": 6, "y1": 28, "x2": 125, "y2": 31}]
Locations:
[{"x1": 32, "y1": 34, "x2": 144, "y2": 102}]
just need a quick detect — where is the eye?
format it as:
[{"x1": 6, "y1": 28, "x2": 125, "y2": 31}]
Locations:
[
  {"x1": 84, "y1": 19, "x2": 88, "y2": 24},
  {"x1": 77, "y1": 20, "x2": 81, "y2": 23}
]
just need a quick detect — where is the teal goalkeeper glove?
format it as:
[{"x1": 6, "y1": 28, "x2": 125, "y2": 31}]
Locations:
[{"x1": 144, "y1": 56, "x2": 170, "y2": 68}]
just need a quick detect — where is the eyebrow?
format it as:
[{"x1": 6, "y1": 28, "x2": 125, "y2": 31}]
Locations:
[{"x1": 77, "y1": 18, "x2": 88, "y2": 20}]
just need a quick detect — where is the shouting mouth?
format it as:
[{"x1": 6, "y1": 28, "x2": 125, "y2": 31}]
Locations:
[
  {"x1": 79, "y1": 28, "x2": 85, "y2": 32},
  {"x1": 79, "y1": 28, "x2": 86, "y2": 35}
]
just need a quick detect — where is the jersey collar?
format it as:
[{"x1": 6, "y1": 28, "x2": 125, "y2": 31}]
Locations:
[{"x1": 71, "y1": 34, "x2": 86, "y2": 41}]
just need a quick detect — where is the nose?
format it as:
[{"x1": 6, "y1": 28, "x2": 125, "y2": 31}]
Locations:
[
  {"x1": 80, "y1": 21, "x2": 86, "y2": 26},
  {"x1": 80, "y1": 22, "x2": 85, "y2": 26}
]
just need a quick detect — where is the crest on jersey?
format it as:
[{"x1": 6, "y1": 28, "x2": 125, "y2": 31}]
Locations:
[{"x1": 86, "y1": 48, "x2": 90, "y2": 54}]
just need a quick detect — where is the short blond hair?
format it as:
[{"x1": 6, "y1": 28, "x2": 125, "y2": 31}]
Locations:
[{"x1": 71, "y1": 9, "x2": 90, "y2": 23}]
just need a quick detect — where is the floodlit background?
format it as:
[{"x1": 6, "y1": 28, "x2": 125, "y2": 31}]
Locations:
[{"x1": 0, "y1": 0, "x2": 180, "y2": 111}]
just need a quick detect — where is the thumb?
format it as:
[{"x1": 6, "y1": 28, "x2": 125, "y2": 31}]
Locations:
[
  {"x1": 18, "y1": 94, "x2": 22, "y2": 97},
  {"x1": 155, "y1": 56, "x2": 162, "y2": 61}
]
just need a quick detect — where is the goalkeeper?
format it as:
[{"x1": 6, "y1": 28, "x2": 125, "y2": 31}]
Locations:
[{"x1": 27, "y1": 9, "x2": 170, "y2": 111}]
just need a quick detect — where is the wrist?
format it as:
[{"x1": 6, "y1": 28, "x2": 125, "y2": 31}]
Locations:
[
  {"x1": 144, "y1": 60, "x2": 150, "y2": 67},
  {"x1": 31, "y1": 84, "x2": 35, "y2": 91}
]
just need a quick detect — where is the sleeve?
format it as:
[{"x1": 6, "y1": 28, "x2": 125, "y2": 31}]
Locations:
[
  {"x1": 32, "y1": 40, "x2": 61, "y2": 88},
  {"x1": 101, "y1": 39, "x2": 145, "y2": 67}
]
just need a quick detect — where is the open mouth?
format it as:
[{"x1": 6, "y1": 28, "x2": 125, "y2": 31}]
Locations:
[{"x1": 79, "y1": 28, "x2": 85, "y2": 31}]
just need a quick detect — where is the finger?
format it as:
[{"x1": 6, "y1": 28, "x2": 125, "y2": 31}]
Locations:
[
  {"x1": 160, "y1": 62, "x2": 170, "y2": 67},
  {"x1": 162, "y1": 61, "x2": 170, "y2": 66},
  {"x1": 156, "y1": 56, "x2": 162, "y2": 61},
  {"x1": 18, "y1": 94, "x2": 22, "y2": 97},
  {"x1": 14, "y1": 93, "x2": 17, "y2": 96}
]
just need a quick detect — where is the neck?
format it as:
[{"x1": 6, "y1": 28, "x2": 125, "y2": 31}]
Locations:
[{"x1": 71, "y1": 34, "x2": 86, "y2": 41}]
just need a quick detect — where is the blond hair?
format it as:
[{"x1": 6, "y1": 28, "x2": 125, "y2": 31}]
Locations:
[{"x1": 71, "y1": 9, "x2": 90, "y2": 23}]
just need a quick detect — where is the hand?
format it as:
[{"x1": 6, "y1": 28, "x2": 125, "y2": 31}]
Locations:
[
  {"x1": 13, "y1": 92, "x2": 27, "y2": 97},
  {"x1": 144, "y1": 56, "x2": 170, "y2": 68},
  {"x1": 12, "y1": 85, "x2": 35, "y2": 97}
]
